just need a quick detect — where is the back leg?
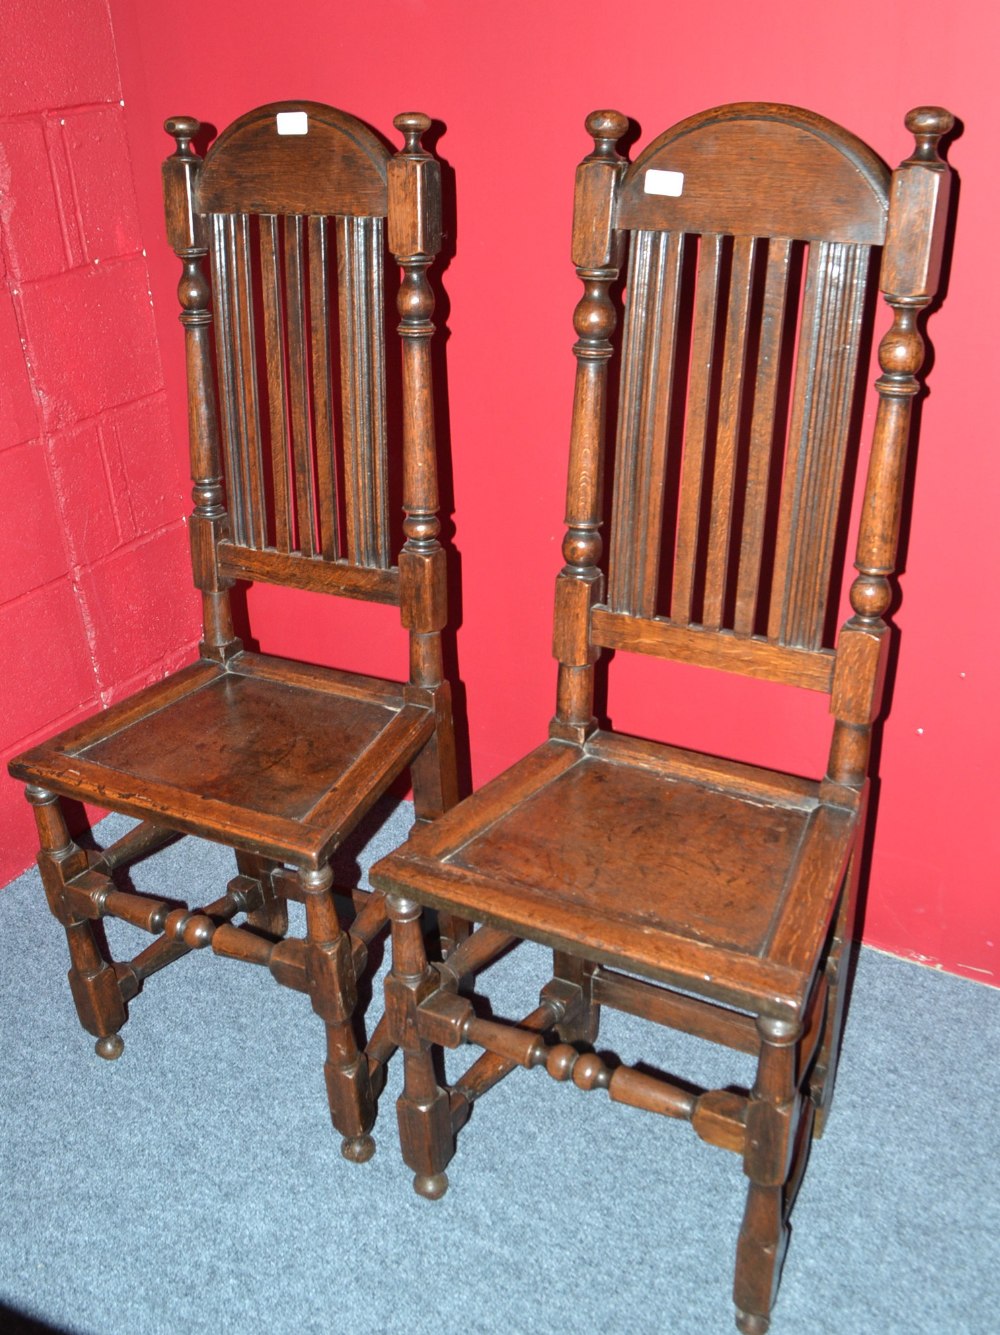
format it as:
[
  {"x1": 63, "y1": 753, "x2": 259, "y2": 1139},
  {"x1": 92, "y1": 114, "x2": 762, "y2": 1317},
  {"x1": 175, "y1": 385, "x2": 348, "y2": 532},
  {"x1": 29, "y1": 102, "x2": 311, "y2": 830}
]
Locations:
[
  {"x1": 810, "y1": 842, "x2": 862, "y2": 1137},
  {"x1": 410, "y1": 681, "x2": 468, "y2": 958},
  {"x1": 551, "y1": 951, "x2": 600, "y2": 1045},
  {"x1": 237, "y1": 850, "x2": 288, "y2": 937}
]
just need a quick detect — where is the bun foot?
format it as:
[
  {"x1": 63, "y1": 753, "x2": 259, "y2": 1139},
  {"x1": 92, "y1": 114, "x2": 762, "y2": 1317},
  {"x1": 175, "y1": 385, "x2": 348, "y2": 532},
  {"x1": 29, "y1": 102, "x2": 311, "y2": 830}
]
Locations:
[
  {"x1": 340, "y1": 1133, "x2": 376, "y2": 1163},
  {"x1": 95, "y1": 1034, "x2": 124, "y2": 1061},
  {"x1": 735, "y1": 1310, "x2": 769, "y2": 1334},
  {"x1": 413, "y1": 1171, "x2": 448, "y2": 1200}
]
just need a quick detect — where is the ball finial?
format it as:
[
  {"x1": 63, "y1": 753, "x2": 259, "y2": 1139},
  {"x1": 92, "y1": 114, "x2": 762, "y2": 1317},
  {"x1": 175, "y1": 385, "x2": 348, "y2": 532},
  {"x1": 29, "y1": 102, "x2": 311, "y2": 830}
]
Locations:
[
  {"x1": 164, "y1": 116, "x2": 200, "y2": 157},
  {"x1": 394, "y1": 111, "x2": 432, "y2": 154},
  {"x1": 905, "y1": 106, "x2": 954, "y2": 162},
  {"x1": 585, "y1": 109, "x2": 629, "y2": 159}
]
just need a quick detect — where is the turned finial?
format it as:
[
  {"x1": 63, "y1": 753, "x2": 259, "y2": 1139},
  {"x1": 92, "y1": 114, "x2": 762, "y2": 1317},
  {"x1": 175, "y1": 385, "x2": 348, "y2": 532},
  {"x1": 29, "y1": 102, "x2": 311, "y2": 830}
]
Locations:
[
  {"x1": 164, "y1": 116, "x2": 200, "y2": 158},
  {"x1": 585, "y1": 109, "x2": 629, "y2": 159},
  {"x1": 394, "y1": 111, "x2": 432, "y2": 155},
  {"x1": 904, "y1": 106, "x2": 954, "y2": 163}
]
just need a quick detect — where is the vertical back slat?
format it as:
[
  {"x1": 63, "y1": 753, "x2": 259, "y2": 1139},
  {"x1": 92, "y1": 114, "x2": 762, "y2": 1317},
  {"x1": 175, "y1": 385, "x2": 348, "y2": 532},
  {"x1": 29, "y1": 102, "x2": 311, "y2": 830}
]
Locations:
[
  {"x1": 608, "y1": 230, "x2": 683, "y2": 616},
  {"x1": 671, "y1": 233, "x2": 723, "y2": 623},
  {"x1": 769, "y1": 242, "x2": 870, "y2": 647},
  {"x1": 233, "y1": 213, "x2": 267, "y2": 547},
  {"x1": 367, "y1": 218, "x2": 389, "y2": 567},
  {"x1": 308, "y1": 215, "x2": 340, "y2": 559},
  {"x1": 284, "y1": 214, "x2": 316, "y2": 557},
  {"x1": 337, "y1": 215, "x2": 390, "y2": 568},
  {"x1": 259, "y1": 215, "x2": 292, "y2": 552},
  {"x1": 607, "y1": 232, "x2": 652, "y2": 613},
  {"x1": 702, "y1": 235, "x2": 756, "y2": 628},
  {"x1": 211, "y1": 213, "x2": 246, "y2": 545},
  {"x1": 733, "y1": 239, "x2": 792, "y2": 635}
]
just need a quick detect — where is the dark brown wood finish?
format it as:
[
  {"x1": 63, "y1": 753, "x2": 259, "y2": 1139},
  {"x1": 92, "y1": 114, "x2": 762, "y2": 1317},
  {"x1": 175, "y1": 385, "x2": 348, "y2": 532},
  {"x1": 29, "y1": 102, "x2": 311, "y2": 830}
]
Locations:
[
  {"x1": 369, "y1": 104, "x2": 954, "y2": 1331},
  {"x1": 8, "y1": 101, "x2": 459, "y2": 1163}
]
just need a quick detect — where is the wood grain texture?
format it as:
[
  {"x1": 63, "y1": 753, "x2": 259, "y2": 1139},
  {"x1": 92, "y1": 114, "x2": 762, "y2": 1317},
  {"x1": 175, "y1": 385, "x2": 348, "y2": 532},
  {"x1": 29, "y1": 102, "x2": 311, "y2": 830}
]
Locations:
[
  {"x1": 217, "y1": 542, "x2": 401, "y2": 604},
  {"x1": 590, "y1": 609, "x2": 835, "y2": 689},
  {"x1": 768, "y1": 242, "x2": 871, "y2": 649},
  {"x1": 702, "y1": 235, "x2": 756, "y2": 629},
  {"x1": 338, "y1": 215, "x2": 390, "y2": 568},
  {"x1": 733, "y1": 239, "x2": 792, "y2": 634},
  {"x1": 607, "y1": 230, "x2": 683, "y2": 615},
  {"x1": 616, "y1": 104, "x2": 889, "y2": 242},
  {"x1": 259, "y1": 214, "x2": 292, "y2": 550},
  {"x1": 308, "y1": 215, "x2": 340, "y2": 559},
  {"x1": 198, "y1": 102, "x2": 389, "y2": 216}
]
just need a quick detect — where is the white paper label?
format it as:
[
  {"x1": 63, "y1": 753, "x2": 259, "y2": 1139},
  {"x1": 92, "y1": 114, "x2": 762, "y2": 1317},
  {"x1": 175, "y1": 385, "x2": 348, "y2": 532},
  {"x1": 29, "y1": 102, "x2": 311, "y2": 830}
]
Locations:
[
  {"x1": 644, "y1": 168, "x2": 685, "y2": 198},
  {"x1": 276, "y1": 111, "x2": 309, "y2": 136}
]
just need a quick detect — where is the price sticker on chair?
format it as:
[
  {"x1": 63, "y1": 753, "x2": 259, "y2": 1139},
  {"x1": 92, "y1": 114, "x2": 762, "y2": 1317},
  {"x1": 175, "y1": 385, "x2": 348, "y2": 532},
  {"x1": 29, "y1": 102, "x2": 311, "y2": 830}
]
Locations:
[
  {"x1": 276, "y1": 111, "x2": 309, "y2": 135},
  {"x1": 644, "y1": 168, "x2": 685, "y2": 197}
]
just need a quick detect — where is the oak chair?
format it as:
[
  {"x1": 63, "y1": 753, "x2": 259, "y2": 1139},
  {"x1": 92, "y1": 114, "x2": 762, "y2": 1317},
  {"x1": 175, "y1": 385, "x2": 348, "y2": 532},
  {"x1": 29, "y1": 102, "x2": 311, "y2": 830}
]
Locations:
[
  {"x1": 370, "y1": 103, "x2": 953, "y2": 1328},
  {"x1": 9, "y1": 101, "x2": 458, "y2": 1163}
]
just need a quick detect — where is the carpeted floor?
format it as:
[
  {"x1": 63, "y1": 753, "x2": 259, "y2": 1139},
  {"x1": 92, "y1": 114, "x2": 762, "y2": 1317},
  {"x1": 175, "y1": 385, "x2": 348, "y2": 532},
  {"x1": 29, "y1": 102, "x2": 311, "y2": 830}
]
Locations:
[{"x1": 1, "y1": 802, "x2": 997, "y2": 1335}]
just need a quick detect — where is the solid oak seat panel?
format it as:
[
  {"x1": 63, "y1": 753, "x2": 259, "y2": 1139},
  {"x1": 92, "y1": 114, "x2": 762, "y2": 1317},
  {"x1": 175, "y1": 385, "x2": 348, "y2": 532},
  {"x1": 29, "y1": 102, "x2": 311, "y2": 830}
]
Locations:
[
  {"x1": 11, "y1": 654, "x2": 434, "y2": 866},
  {"x1": 376, "y1": 738, "x2": 856, "y2": 1016},
  {"x1": 81, "y1": 672, "x2": 402, "y2": 820}
]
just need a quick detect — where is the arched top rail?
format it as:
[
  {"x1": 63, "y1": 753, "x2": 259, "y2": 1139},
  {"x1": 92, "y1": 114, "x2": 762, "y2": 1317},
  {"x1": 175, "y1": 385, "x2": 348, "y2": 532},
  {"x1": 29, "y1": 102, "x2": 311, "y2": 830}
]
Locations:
[
  {"x1": 198, "y1": 101, "x2": 390, "y2": 217},
  {"x1": 617, "y1": 103, "x2": 891, "y2": 243}
]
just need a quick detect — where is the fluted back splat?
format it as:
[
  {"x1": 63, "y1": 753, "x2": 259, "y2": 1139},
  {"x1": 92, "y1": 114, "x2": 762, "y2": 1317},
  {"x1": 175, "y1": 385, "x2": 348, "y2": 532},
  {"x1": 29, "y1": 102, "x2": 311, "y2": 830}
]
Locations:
[
  {"x1": 553, "y1": 104, "x2": 953, "y2": 789},
  {"x1": 162, "y1": 104, "x2": 445, "y2": 657}
]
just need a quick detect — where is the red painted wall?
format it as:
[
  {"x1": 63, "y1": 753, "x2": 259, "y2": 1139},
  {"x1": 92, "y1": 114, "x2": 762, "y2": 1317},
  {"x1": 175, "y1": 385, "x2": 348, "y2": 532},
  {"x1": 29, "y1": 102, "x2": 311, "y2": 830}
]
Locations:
[
  {"x1": 0, "y1": 0, "x2": 200, "y2": 879},
  {"x1": 3, "y1": 0, "x2": 996, "y2": 987}
]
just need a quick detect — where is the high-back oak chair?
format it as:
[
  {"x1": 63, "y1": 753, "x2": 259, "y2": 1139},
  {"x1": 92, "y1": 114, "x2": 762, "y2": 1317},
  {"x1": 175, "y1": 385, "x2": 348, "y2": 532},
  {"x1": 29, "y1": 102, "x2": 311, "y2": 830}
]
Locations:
[
  {"x1": 9, "y1": 101, "x2": 457, "y2": 1164},
  {"x1": 370, "y1": 104, "x2": 953, "y2": 1329}
]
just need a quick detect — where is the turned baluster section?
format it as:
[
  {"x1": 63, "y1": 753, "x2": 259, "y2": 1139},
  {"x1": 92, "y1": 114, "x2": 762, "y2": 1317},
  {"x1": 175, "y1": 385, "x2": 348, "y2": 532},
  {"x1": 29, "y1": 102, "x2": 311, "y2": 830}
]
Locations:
[
  {"x1": 163, "y1": 118, "x2": 240, "y2": 662},
  {"x1": 388, "y1": 113, "x2": 459, "y2": 833},
  {"x1": 825, "y1": 108, "x2": 953, "y2": 796},
  {"x1": 551, "y1": 111, "x2": 629, "y2": 743},
  {"x1": 389, "y1": 114, "x2": 446, "y2": 696}
]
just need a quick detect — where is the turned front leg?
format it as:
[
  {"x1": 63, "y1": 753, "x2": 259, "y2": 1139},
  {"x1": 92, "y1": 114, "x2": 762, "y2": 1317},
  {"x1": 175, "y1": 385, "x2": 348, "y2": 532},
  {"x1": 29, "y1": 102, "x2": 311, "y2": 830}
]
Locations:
[
  {"x1": 734, "y1": 1016, "x2": 803, "y2": 1334},
  {"x1": 27, "y1": 786, "x2": 128, "y2": 1060},
  {"x1": 302, "y1": 865, "x2": 375, "y2": 1163},
  {"x1": 384, "y1": 893, "x2": 454, "y2": 1198}
]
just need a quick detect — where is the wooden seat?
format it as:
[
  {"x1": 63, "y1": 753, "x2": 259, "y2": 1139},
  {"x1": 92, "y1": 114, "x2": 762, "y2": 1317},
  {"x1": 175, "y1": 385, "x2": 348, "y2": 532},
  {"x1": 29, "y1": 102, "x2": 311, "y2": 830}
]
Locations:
[
  {"x1": 370, "y1": 104, "x2": 953, "y2": 1329},
  {"x1": 385, "y1": 735, "x2": 855, "y2": 1017},
  {"x1": 8, "y1": 102, "x2": 458, "y2": 1163},
  {"x1": 15, "y1": 657, "x2": 437, "y2": 868}
]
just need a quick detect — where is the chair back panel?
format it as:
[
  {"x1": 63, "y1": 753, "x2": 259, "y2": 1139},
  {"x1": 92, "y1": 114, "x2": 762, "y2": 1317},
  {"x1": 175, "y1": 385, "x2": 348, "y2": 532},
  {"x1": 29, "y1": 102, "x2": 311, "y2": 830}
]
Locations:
[
  {"x1": 190, "y1": 103, "x2": 397, "y2": 604},
  {"x1": 603, "y1": 106, "x2": 891, "y2": 669},
  {"x1": 208, "y1": 210, "x2": 391, "y2": 573},
  {"x1": 197, "y1": 102, "x2": 389, "y2": 216},
  {"x1": 615, "y1": 106, "x2": 888, "y2": 243}
]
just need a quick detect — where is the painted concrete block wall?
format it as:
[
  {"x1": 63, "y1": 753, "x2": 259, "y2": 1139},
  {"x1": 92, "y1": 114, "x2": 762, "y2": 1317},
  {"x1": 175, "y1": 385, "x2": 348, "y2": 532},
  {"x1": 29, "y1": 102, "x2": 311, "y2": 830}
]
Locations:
[
  {"x1": 0, "y1": 0, "x2": 199, "y2": 881},
  {"x1": 109, "y1": 0, "x2": 998, "y2": 987},
  {"x1": 0, "y1": 0, "x2": 995, "y2": 989}
]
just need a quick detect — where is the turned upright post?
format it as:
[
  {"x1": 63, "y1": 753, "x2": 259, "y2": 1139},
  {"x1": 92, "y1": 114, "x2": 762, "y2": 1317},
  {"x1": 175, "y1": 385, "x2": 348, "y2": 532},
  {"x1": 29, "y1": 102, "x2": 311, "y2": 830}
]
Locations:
[
  {"x1": 389, "y1": 113, "x2": 458, "y2": 822},
  {"x1": 162, "y1": 117, "x2": 241, "y2": 662},
  {"x1": 824, "y1": 107, "x2": 953, "y2": 800},
  {"x1": 551, "y1": 111, "x2": 629, "y2": 744}
]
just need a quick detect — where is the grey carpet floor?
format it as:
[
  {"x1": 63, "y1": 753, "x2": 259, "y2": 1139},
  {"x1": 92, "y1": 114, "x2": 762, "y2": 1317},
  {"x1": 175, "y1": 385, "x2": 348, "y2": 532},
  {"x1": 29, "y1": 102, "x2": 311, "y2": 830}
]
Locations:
[{"x1": 1, "y1": 802, "x2": 998, "y2": 1335}]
